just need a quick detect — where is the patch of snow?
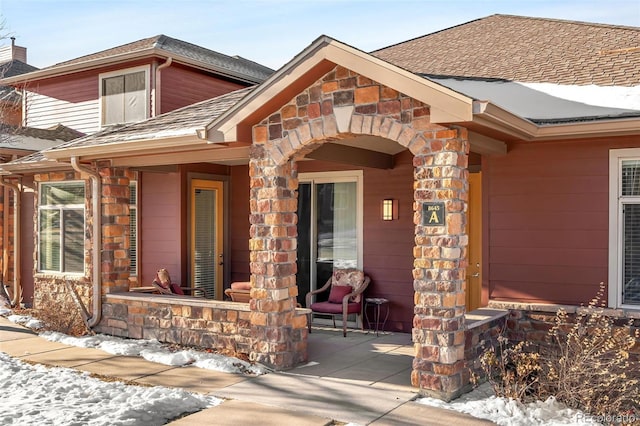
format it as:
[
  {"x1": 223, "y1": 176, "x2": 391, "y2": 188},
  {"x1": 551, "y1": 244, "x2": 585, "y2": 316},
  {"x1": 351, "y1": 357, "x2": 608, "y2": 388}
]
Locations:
[
  {"x1": 0, "y1": 352, "x2": 220, "y2": 425},
  {"x1": 40, "y1": 331, "x2": 269, "y2": 375},
  {"x1": 417, "y1": 383, "x2": 589, "y2": 426},
  {"x1": 520, "y1": 82, "x2": 640, "y2": 110},
  {"x1": 7, "y1": 314, "x2": 44, "y2": 330}
]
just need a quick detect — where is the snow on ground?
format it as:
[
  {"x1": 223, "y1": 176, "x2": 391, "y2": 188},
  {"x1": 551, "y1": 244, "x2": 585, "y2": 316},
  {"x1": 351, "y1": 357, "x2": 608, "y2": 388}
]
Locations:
[
  {"x1": 0, "y1": 352, "x2": 220, "y2": 425},
  {"x1": 40, "y1": 331, "x2": 269, "y2": 375},
  {"x1": 0, "y1": 298, "x2": 599, "y2": 425},
  {"x1": 416, "y1": 383, "x2": 590, "y2": 426}
]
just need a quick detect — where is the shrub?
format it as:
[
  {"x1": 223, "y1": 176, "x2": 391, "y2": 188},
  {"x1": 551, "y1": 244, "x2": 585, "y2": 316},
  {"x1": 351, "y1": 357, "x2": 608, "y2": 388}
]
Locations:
[
  {"x1": 480, "y1": 284, "x2": 640, "y2": 420},
  {"x1": 28, "y1": 292, "x2": 90, "y2": 336}
]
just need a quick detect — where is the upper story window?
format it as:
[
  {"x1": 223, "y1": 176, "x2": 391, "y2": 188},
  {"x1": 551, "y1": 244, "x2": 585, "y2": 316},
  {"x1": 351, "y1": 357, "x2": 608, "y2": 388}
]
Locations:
[
  {"x1": 38, "y1": 182, "x2": 85, "y2": 274},
  {"x1": 100, "y1": 66, "x2": 149, "y2": 127},
  {"x1": 609, "y1": 149, "x2": 640, "y2": 309}
]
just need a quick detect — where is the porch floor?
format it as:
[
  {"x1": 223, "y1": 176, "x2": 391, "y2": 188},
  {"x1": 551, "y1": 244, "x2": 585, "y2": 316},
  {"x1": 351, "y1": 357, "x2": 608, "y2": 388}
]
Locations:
[
  {"x1": 214, "y1": 326, "x2": 418, "y2": 425},
  {"x1": 295, "y1": 325, "x2": 414, "y2": 391}
]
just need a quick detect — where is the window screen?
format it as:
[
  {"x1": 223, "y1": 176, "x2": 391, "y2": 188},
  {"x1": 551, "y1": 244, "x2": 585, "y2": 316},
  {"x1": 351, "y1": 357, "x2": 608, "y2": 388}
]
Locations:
[{"x1": 621, "y1": 160, "x2": 640, "y2": 305}]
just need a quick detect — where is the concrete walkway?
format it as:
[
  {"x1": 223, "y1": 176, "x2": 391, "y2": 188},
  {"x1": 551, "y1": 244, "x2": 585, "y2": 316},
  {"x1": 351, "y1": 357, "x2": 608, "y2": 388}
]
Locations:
[{"x1": 0, "y1": 317, "x2": 494, "y2": 425}]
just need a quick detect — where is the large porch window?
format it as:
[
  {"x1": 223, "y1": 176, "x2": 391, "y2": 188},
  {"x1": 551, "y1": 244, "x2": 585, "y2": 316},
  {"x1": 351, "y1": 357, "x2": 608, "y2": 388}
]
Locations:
[
  {"x1": 296, "y1": 171, "x2": 363, "y2": 306},
  {"x1": 38, "y1": 182, "x2": 85, "y2": 274},
  {"x1": 609, "y1": 149, "x2": 640, "y2": 308}
]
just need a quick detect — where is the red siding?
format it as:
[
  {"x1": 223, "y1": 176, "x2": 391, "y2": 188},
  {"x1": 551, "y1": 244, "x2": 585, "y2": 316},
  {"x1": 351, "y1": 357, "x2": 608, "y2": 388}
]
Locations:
[
  {"x1": 20, "y1": 177, "x2": 35, "y2": 306},
  {"x1": 160, "y1": 65, "x2": 246, "y2": 114},
  {"x1": 485, "y1": 136, "x2": 639, "y2": 305},
  {"x1": 230, "y1": 166, "x2": 251, "y2": 283},
  {"x1": 140, "y1": 172, "x2": 183, "y2": 287},
  {"x1": 297, "y1": 151, "x2": 416, "y2": 332}
]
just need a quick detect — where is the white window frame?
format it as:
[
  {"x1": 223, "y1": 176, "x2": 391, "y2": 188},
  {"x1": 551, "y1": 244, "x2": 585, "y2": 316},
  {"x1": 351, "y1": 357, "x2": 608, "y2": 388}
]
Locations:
[
  {"x1": 129, "y1": 180, "x2": 138, "y2": 277},
  {"x1": 98, "y1": 65, "x2": 150, "y2": 127},
  {"x1": 609, "y1": 148, "x2": 640, "y2": 309},
  {"x1": 38, "y1": 181, "x2": 86, "y2": 275},
  {"x1": 298, "y1": 170, "x2": 364, "y2": 288}
]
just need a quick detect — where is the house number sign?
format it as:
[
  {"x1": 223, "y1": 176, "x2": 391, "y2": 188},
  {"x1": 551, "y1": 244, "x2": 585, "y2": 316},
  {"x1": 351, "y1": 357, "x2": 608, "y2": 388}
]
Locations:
[{"x1": 422, "y1": 202, "x2": 445, "y2": 226}]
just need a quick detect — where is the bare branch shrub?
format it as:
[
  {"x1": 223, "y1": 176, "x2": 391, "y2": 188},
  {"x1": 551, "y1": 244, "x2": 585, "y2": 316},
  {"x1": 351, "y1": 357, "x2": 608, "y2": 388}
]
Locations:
[
  {"x1": 27, "y1": 292, "x2": 90, "y2": 336},
  {"x1": 480, "y1": 284, "x2": 640, "y2": 420}
]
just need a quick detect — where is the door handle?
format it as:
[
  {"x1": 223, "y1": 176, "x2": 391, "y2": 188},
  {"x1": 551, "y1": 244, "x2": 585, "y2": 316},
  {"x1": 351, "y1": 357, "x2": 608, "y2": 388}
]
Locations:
[{"x1": 219, "y1": 254, "x2": 224, "y2": 266}]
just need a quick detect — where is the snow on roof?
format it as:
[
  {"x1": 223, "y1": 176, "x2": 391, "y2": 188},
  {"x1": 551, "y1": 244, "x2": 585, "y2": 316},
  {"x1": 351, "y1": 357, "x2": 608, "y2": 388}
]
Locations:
[{"x1": 426, "y1": 76, "x2": 640, "y2": 124}]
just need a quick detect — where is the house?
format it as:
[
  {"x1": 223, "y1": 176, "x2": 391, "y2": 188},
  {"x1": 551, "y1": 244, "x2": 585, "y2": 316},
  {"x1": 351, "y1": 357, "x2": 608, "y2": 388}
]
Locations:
[
  {"x1": 1, "y1": 15, "x2": 639, "y2": 401},
  {"x1": 0, "y1": 38, "x2": 86, "y2": 306},
  {"x1": 0, "y1": 35, "x2": 273, "y2": 307},
  {"x1": 0, "y1": 37, "x2": 38, "y2": 127}
]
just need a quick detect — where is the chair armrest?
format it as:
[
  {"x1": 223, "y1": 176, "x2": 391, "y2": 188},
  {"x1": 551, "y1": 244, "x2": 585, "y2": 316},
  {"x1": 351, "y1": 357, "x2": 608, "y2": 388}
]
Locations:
[
  {"x1": 341, "y1": 276, "x2": 370, "y2": 309},
  {"x1": 180, "y1": 287, "x2": 211, "y2": 298},
  {"x1": 305, "y1": 277, "x2": 332, "y2": 308}
]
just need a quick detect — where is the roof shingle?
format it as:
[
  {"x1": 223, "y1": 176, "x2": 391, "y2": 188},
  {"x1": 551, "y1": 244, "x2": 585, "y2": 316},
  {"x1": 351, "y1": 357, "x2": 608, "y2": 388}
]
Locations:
[
  {"x1": 31, "y1": 35, "x2": 273, "y2": 83},
  {"x1": 373, "y1": 14, "x2": 640, "y2": 86}
]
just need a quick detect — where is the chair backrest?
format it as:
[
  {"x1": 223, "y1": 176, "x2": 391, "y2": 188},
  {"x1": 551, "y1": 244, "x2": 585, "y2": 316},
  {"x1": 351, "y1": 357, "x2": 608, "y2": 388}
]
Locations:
[
  {"x1": 331, "y1": 268, "x2": 366, "y2": 303},
  {"x1": 152, "y1": 268, "x2": 173, "y2": 295}
]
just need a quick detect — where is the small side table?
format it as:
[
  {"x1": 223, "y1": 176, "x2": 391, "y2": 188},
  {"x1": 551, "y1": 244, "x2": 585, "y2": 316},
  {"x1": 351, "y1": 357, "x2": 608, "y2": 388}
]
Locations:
[{"x1": 364, "y1": 297, "x2": 390, "y2": 336}]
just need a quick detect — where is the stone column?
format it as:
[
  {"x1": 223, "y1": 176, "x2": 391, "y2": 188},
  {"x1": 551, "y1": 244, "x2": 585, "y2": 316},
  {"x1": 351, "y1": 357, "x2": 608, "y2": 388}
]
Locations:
[
  {"x1": 411, "y1": 128, "x2": 469, "y2": 401},
  {"x1": 248, "y1": 147, "x2": 305, "y2": 369},
  {"x1": 99, "y1": 166, "x2": 131, "y2": 294}
]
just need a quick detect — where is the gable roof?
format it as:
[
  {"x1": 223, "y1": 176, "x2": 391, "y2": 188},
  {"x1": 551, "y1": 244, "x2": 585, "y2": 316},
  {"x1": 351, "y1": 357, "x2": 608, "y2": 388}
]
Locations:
[
  {"x1": 0, "y1": 59, "x2": 39, "y2": 103},
  {"x1": 1, "y1": 35, "x2": 274, "y2": 85},
  {"x1": 2, "y1": 87, "x2": 254, "y2": 172},
  {"x1": 373, "y1": 14, "x2": 640, "y2": 87},
  {"x1": 0, "y1": 124, "x2": 83, "y2": 162}
]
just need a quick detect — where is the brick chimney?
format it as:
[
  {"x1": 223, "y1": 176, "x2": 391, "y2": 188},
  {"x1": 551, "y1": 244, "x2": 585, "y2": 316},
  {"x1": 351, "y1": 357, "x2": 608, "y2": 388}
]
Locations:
[{"x1": 0, "y1": 37, "x2": 27, "y2": 63}]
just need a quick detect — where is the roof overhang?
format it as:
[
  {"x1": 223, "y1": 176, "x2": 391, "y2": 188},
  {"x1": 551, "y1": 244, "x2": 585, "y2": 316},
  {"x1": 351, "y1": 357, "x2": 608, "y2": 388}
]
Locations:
[
  {"x1": 42, "y1": 132, "x2": 207, "y2": 161},
  {"x1": 1, "y1": 47, "x2": 264, "y2": 86},
  {"x1": 472, "y1": 101, "x2": 640, "y2": 141},
  {"x1": 204, "y1": 36, "x2": 475, "y2": 144}
]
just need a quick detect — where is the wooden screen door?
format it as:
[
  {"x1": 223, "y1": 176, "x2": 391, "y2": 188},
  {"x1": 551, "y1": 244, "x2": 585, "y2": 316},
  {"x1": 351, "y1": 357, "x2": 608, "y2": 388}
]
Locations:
[
  {"x1": 466, "y1": 172, "x2": 482, "y2": 311},
  {"x1": 190, "y1": 179, "x2": 224, "y2": 299}
]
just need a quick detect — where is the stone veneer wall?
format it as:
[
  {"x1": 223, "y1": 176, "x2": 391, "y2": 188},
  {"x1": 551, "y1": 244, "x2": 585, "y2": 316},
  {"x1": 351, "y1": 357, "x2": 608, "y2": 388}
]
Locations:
[
  {"x1": 33, "y1": 171, "x2": 93, "y2": 310},
  {"x1": 497, "y1": 304, "x2": 640, "y2": 360},
  {"x1": 32, "y1": 167, "x2": 134, "y2": 316},
  {"x1": 251, "y1": 64, "x2": 469, "y2": 398},
  {"x1": 96, "y1": 293, "x2": 310, "y2": 358},
  {"x1": 463, "y1": 312, "x2": 508, "y2": 387}
]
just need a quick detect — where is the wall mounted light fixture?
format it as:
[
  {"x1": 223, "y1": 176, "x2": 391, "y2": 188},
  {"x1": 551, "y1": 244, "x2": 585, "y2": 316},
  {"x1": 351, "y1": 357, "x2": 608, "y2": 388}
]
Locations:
[{"x1": 382, "y1": 199, "x2": 398, "y2": 221}]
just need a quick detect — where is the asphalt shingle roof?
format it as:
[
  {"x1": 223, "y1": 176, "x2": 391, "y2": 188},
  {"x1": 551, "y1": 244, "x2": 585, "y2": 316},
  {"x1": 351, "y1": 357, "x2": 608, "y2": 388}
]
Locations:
[
  {"x1": 45, "y1": 86, "x2": 254, "y2": 152},
  {"x1": 37, "y1": 35, "x2": 273, "y2": 83},
  {"x1": 373, "y1": 14, "x2": 640, "y2": 87}
]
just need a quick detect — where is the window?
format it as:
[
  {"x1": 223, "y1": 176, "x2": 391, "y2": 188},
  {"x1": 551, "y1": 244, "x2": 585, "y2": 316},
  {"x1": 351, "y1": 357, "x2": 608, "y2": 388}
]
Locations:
[
  {"x1": 296, "y1": 171, "x2": 363, "y2": 306},
  {"x1": 609, "y1": 149, "x2": 640, "y2": 308},
  {"x1": 100, "y1": 66, "x2": 148, "y2": 126},
  {"x1": 38, "y1": 182, "x2": 85, "y2": 273},
  {"x1": 129, "y1": 181, "x2": 138, "y2": 276}
]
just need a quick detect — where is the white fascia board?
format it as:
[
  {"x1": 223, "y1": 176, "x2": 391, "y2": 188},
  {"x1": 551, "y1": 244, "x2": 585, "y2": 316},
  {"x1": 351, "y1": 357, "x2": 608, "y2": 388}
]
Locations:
[
  {"x1": 205, "y1": 37, "x2": 475, "y2": 143},
  {"x1": 43, "y1": 133, "x2": 206, "y2": 160}
]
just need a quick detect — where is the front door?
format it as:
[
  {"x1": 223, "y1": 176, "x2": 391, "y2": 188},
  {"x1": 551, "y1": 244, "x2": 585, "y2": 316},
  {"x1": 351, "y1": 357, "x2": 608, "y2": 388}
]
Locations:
[
  {"x1": 466, "y1": 172, "x2": 482, "y2": 311},
  {"x1": 190, "y1": 179, "x2": 224, "y2": 299}
]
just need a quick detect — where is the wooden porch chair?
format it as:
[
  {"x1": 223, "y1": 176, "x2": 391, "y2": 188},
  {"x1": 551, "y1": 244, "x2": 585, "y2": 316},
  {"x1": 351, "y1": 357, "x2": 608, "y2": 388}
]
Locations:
[
  {"x1": 224, "y1": 281, "x2": 252, "y2": 303},
  {"x1": 305, "y1": 268, "x2": 370, "y2": 337},
  {"x1": 151, "y1": 269, "x2": 212, "y2": 298}
]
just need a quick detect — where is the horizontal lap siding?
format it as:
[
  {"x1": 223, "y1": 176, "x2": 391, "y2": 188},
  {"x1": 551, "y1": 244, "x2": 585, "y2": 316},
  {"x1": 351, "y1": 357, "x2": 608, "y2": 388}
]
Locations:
[
  {"x1": 230, "y1": 166, "x2": 251, "y2": 283},
  {"x1": 26, "y1": 74, "x2": 99, "y2": 134},
  {"x1": 140, "y1": 172, "x2": 182, "y2": 287},
  {"x1": 362, "y1": 152, "x2": 415, "y2": 332},
  {"x1": 486, "y1": 137, "x2": 637, "y2": 305},
  {"x1": 160, "y1": 66, "x2": 246, "y2": 113}
]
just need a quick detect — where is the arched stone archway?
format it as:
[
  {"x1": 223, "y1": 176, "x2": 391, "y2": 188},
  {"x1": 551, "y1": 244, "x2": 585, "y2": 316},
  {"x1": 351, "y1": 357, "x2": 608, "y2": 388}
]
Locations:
[{"x1": 249, "y1": 65, "x2": 469, "y2": 400}]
